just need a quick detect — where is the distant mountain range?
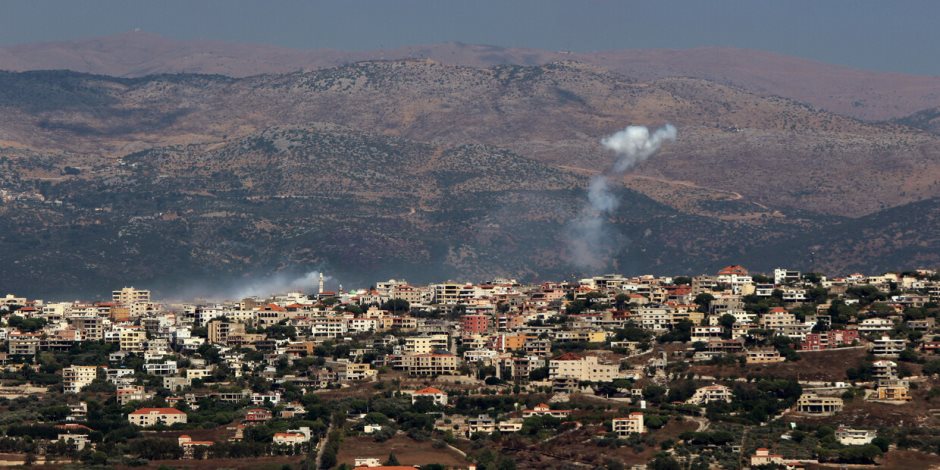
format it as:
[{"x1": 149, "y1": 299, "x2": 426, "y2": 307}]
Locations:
[
  {"x1": 1, "y1": 34, "x2": 940, "y2": 297},
  {"x1": 2, "y1": 31, "x2": 940, "y2": 121}
]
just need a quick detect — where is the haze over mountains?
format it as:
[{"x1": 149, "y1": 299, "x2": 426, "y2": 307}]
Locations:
[{"x1": 2, "y1": 32, "x2": 940, "y2": 297}]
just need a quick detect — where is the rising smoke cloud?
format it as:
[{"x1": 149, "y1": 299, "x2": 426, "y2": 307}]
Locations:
[
  {"x1": 566, "y1": 124, "x2": 677, "y2": 269},
  {"x1": 226, "y1": 270, "x2": 329, "y2": 299},
  {"x1": 163, "y1": 270, "x2": 332, "y2": 302}
]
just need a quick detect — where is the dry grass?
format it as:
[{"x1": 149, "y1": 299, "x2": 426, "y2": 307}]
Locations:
[{"x1": 336, "y1": 435, "x2": 471, "y2": 467}]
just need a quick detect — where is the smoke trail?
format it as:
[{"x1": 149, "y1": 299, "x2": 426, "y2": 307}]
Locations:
[
  {"x1": 566, "y1": 124, "x2": 677, "y2": 269},
  {"x1": 227, "y1": 271, "x2": 330, "y2": 299}
]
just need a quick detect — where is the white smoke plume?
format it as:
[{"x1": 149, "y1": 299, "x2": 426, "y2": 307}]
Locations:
[
  {"x1": 165, "y1": 271, "x2": 331, "y2": 302},
  {"x1": 567, "y1": 124, "x2": 677, "y2": 269},
  {"x1": 228, "y1": 271, "x2": 330, "y2": 299}
]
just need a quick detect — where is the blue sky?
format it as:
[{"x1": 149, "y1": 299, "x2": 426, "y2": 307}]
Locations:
[{"x1": 2, "y1": 0, "x2": 938, "y2": 75}]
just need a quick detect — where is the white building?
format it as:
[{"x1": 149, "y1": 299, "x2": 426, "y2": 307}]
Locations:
[
  {"x1": 835, "y1": 427, "x2": 877, "y2": 446},
  {"x1": 686, "y1": 384, "x2": 733, "y2": 405},
  {"x1": 128, "y1": 408, "x2": 187, "y2": 427},
  {"x1": 612, "y1": 413, "x2": 645, "y2": 437}
]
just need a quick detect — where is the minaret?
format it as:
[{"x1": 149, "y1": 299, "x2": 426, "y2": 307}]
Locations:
[{"x1": 318, "y1": 273, "x2": 325, "y2": 294}]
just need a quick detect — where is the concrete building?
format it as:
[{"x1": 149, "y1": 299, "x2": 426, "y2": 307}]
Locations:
[
  {"x1": 128, "y1": 407, "x2": 187, "y2": 427},
  {"x1": 119, "y1": 328, "x2": 147, "y2": 353},
  {"x1": 835, "y1": 427, "x2": 876, "y2": 446},
  {"x1": 63, "y1": 366, "x2": 98, "y2": 394},
  {"x1": 796, "y1": 393, "x2": 843, "y2": 415},
  {"x1": 686, "y1": 384, "x2": 733, "y2": 405},
  {"x1": 750, "y1": 448, "x2": 786, "y2": 467},
  {"x1": 549, "y1": 353, "x2": 623, "y2": 382},
  {"x1": 801, "y1": 329, "x2": 860, "y2": 351},
  {"x1": 398, "y1": 353, "x2": 459, "y2": 376},
  {"x1": 112, "y1": 287, "x2": 151, "y2": 305},
  {"x1": 612, "y1": 413, "x2": 645, "y2": 437},
  {"x1": 404, "y1": 334, "x2": 449, "y2": 354},
  {"x1": 872, "y1": 336, "x2": 907, "y2": 358},
  {"x1": 522, "y1": 403, "x2": 571, "y2": 419},
  {"x1": 410, "y1": 387, "x2": 448, "y2": 406},
  {"x1": 746, "y1": 349, "x2": 786, "y2": 364}
]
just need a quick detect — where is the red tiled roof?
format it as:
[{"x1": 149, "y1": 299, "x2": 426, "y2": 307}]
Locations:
[
  {"x1": 129, "y1": 407, "x2": 185, "y2": 415},
  {"x1": 718, "y1": 265, "x2": 749, "y2": 275}
]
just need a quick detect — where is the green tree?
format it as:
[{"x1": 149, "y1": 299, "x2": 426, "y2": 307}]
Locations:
[{"x1": 693, "y1": 293, "x2": 714, "y2": 313}]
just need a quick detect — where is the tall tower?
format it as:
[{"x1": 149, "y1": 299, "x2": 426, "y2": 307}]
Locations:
[{"x1": 318, "y1": 273, "x2": 325, "y2": 294}]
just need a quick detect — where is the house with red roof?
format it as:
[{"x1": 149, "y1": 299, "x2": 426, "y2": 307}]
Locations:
[
  {"x1": 410, "y1": 386, "x2": 448, "y2": 406},
  {"x1": 127, "y1": 407, "x2": 187, "y2": 427},
  {"x1": 178, "y1": 435, "x2": 213, "y2": 458}
]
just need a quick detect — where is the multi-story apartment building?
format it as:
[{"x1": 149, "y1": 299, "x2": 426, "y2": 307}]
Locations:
[
  {"x1": 635, "y1": 306, "x2": 671, "y2": 332},
  {"x1": 127, "y1": 407, "x2": 187, "y2": 427},
  {"x1": 872, "y1": 336, "x2": 907, "y2": 358},
  {"x1": 612, "y1": 413, "x2": 645, "y2": 437},
  {"x1": 207, "y1": 320, "x2": 243, "y2": 344},
  {"x1": 8, "y1": 331, "x2": 41, "y2": 356},
  {"x1": 63, "y1": 365, "x2": 98, "y2": 394},
  {"x1": 119, "y1": 327, "x2": 147, "y2": 353},
  {"x1": 404, "y1": 334, "x2": 449, "y2": 354},
  {"x1": 858, "y1": 318, "x2": 895, "y2": 334},
  {"x1": 325, "y1": 360, "x2": 376, "y2": 381},
  {"x1": 431, "y1": 283, "x2": 462, "y2": 305},
  {"x1": 112, "y1": 287, "x2": 151, "y2": 305},
  {"x1": 398, "y1": 353, "x2": 459, "y2": 376},
  {"x1": 796, "y1": 393, "x2": 843, "y2": 415},
  {"x1": 461, "y1": 315, "x2": 491, "y2": 335},
  {"x1": 800, "y1": 329, "x2": 860, "y2": 351},
  {"x1": 549, "y1": 353, "x2": 622, "y2": 382}
]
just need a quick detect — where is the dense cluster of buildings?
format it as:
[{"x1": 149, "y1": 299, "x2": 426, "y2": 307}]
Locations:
[{"x1": 1, "y1": 265, "x2": 938, "y2": 464}]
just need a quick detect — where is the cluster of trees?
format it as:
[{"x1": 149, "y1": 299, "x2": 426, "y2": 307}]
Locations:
[
  {"x1": 318, "y1": 429, "x2": 343, "y2": 469},
  {"x1": 706, "y1": 379, "x2": 802, "y2": 424},
  {"x1": 6, "y1": 314, "x2": 46, "y2": 332}
]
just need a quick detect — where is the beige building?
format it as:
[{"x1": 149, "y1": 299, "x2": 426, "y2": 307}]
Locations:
[
  {"x1": 128, "y1": 407, "x2": 187, "y2": 427},
  {"x1": 404, "y1": 334, "x2": 450, "y2": 354},
  {"x1": 796, "y1": 393, "x2": 843, "y2": 415},
  {"x1": 549, "y1": 353, "x2": 623, "y2": 382},
  {"x1": 63, "y1": 366, "x2": 98, "y2": 394},
  {"x1": 119, "y1": 328, "x2": 147, "y2": 353},
  {"x1": 117, "y1": 386, "x2": 154, "y2": 405},
  {"x1": 875, "y1": 383, "x2": 912, "y2": 401},
  {"x1": 750, "y1": 448, "x2": 786, "y2": 467},
  {"x1": 399, "y1": 353, "x2": 459, "y2": 376},
  {"x1": 207, "y1": 320, "x2": 244, "y2": 345},
  {"x1": 325, "y1": 360, "x2": 376, "y2": 381},
  {"x1": 746, "y1": 349, "x2": 786, "y2": 364},
  {"x1": 112, "y1": 287, "x2": 151, "y2": 305},
  {"x1": 612, "y1": 413, "x2": 645, "y2": 437}
]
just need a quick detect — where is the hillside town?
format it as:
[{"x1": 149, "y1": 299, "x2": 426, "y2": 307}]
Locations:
[{"x1": 2, "y1": 266, "x2": 940, "y2": 469}]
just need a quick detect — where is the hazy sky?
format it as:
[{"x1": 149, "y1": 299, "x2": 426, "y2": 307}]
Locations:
[{"x1": 2, "y1": 0, "x2": 939, "y2": 75}]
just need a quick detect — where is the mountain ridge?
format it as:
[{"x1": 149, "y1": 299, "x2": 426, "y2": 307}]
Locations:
[
  {"x1": 1, "y1": 63, "x2": 939, "y2": 296},
  {"x1": 3, "y1": 31, "x2": 940, "y2": 121}
]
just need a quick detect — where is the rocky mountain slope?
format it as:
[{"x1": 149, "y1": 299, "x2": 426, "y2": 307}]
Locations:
[
  {"x1": 1, "y1": 62, "x2": 939, "y2": 296},
  {"x1": 2, "y1": 62, "x2": 937, "y2": 217}
]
